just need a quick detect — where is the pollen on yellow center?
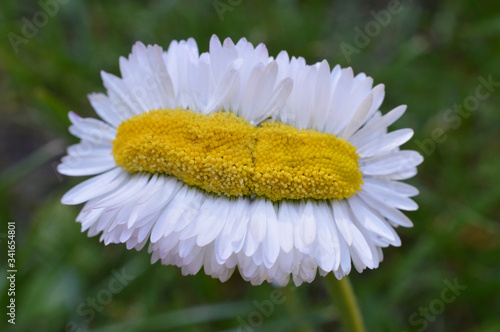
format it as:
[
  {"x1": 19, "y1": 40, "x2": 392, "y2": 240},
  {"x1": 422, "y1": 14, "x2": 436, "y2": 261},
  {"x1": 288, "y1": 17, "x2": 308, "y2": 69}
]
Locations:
[{"x1": 112, "y1": 108, "x2": 363, "y2": 201}]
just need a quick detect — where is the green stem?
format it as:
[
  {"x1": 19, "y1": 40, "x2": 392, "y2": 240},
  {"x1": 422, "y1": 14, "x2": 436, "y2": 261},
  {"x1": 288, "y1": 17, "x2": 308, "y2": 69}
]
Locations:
[{"x1": 325, "y1": 276, "x2": 366, "y2": 332}]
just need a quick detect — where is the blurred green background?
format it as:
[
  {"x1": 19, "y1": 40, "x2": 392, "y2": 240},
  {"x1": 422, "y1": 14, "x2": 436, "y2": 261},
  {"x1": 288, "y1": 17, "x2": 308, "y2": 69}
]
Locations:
[{"x1": 1, "y1": 0, "x2": 499, "y2": 331}]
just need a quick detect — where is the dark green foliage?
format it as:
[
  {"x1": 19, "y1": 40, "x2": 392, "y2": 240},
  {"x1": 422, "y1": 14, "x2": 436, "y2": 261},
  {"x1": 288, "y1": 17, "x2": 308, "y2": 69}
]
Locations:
[{"x1": 1, "y1": 0, "x2": 499, "y2": 331}]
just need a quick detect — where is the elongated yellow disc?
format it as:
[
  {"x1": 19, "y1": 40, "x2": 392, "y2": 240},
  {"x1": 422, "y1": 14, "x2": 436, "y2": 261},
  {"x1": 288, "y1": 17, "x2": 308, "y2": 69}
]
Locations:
[{"x1": 112, "y1": 108, "x2": 363, "y2": 201}]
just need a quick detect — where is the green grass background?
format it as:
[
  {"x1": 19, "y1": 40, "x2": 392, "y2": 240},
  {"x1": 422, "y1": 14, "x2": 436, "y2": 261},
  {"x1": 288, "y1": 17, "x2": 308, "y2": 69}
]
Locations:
[{"x1": 1, "y1": 0, "x2": 500, "y2": 331}]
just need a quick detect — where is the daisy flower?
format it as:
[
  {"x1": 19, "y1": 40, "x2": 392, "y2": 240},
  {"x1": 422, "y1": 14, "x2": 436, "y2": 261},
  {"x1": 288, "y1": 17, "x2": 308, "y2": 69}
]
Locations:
[{"x1": 58, "y1": 36, "x2": 422, "y2": 286}]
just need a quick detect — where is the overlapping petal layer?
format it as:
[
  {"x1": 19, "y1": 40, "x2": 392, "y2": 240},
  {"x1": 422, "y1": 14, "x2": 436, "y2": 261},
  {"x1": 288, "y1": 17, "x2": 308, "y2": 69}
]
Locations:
[{"x1": 59, "y1": 36, "x2": 422, "y2": 286}]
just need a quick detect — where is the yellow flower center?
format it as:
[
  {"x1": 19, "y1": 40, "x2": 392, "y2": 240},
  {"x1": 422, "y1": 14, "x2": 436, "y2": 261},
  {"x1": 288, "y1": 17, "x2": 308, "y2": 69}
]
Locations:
[{"x1": 112, "y1": 108, "x2": 363, "y2": 201}]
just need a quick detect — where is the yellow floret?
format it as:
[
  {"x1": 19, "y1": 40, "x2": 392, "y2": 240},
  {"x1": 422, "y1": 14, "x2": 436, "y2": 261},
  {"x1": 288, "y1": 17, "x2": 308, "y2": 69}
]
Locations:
[{"x1": 112, "y1": 108, "x2": 363, "y2": 201}]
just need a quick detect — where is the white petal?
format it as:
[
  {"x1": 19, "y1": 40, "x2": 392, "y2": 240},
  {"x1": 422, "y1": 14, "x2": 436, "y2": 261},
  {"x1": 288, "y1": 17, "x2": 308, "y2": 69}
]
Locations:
[
  {"x1": 357, "y1": 129, "x2": 414, "y2": 158},
  {"x1": 88, "y1": 93, "x2": 127, "y2": 127},
  {"x1": 277, "y1": 202, "x2": 295, "y2": 253},
  {"x1": 348, "y1": 195, "x2": 396, "y2": 242},
  {"x1": 58, "y1": 156, "x2": 116, "y2": 176},
  {"x1": 61, "y1": 168, "x2": 125, "y2": 205},
  {"x1": 150, "y1": 185, "x2": 198, "y2": 242},
  {"x1": 299, "y1": 201, "x2": 317, "y2": 246},
  {"x1": 361, "y1": 150, "x2": 423, "y2": 176},
  {"x1": 358, "y1": 192, "x2": 413, "y2": 228},
  {"x1": 68, "y1": 112, "x2": 116, "y2": 144},
  {"x1": 243, "y1": 199, "x2": 267, "y2": 256},
  {"x1": 262, "y1": 202, "x2": 280, "y2": 268},
  {"x1": 195, "y1": 197, "x2": 230, "y2": 246},
  {"x1": 362, "y1": 181, "x2": 419, "y2": 211},
  {"x1": 341, "y1": 93, "x2": 373, "y2": 140},
  {"x1": 101, "y1": 71, "x2": 145, "y2": 114},
  {"x1": 349, "y1": 105, "x2": 407, "y2": 147},
  {"x1": 332, "y1": 200, "x2": 353, "y2": 245}
]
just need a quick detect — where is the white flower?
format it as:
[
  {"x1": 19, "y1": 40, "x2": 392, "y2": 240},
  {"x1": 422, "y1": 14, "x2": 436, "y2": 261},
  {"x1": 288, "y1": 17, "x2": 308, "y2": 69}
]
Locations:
[{"x1": 58, "y1": 36, "x2": 423, "y2": 286}]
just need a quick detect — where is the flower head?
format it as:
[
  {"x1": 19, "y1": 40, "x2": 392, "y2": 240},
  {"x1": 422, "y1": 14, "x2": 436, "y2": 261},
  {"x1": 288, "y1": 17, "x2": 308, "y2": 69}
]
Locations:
[{"x1": 59, "y1": 36, "x2": 423, "y2": 286}]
